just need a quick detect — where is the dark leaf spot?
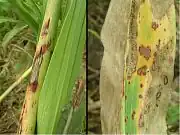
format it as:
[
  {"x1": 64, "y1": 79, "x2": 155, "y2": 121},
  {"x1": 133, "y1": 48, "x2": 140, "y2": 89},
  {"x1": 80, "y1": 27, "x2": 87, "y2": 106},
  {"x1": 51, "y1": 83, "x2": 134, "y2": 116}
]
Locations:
[
  {"x1": 163, "y1": 75, "x2": 168, "y2": 85},
  {"x1": 152, "y1": 22, "x2": 159, "y2": 30},
  {"x1": 139, "y1": 94, "x2": 143, "y2": 99},
  {"x1": 139, "y1": 45, "x2": 151, "y2": 60},
  {"x1": 132, "y1": 110, "x2": 136, "y2": 120},
  {"x1": 156, "y1": 91, "x2": 161, "y2": 100}
]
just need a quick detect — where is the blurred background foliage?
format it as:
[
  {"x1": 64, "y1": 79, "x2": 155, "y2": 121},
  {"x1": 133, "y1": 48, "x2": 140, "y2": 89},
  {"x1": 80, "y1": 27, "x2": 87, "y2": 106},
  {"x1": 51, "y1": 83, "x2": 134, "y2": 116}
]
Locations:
[{"x1": 88, "y1": 0, "x2": 179, "y2": 134}]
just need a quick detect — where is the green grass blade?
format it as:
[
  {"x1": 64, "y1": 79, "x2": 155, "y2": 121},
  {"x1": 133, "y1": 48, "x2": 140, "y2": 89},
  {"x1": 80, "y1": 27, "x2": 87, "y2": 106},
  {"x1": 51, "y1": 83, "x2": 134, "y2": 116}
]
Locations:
[
  {"x1": 0, "y1": 16, "x2": 19, "y2": 23},
  {"x1": 2, "y1": 23, "x2": 28, "y2": 48},
  {"x1": 37, "y1": 0, "x2": 86, "y2": 133},
  {"x1": 9, "y1": 0, "x2": 39, "y2": 34}
]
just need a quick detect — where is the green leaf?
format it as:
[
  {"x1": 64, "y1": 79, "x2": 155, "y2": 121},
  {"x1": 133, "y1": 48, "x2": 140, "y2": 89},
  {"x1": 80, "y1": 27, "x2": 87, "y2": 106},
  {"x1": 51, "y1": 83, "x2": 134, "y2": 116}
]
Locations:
[
  {"x1": 166, "y1": 105, "x2": 179, "y2": 125},
  {"x1": 9, "y1": 0, "x2": 39, "y2": 34},
  {"x1": 68, "y1": 94, "x2": 86, "y2": 133},
  {"x1": 37, "y1": 0, "x2": 86, "y2": 133},
  {"x1": 0, "y1": 16, "x2": 19, "y2": 24},
  {"x1": 2, "y1": 23, "x2": 28, "y2": 48}
]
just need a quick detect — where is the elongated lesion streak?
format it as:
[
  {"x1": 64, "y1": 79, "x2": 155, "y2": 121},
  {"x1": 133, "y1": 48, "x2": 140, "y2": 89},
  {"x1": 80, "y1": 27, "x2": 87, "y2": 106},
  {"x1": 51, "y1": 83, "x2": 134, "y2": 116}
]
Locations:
[
  {"x1": 29, "y1": 48, "x2": 44, "y2": 92},
  {"x1": 125, "y1": 0, "x2": 139, "y2": 80}
]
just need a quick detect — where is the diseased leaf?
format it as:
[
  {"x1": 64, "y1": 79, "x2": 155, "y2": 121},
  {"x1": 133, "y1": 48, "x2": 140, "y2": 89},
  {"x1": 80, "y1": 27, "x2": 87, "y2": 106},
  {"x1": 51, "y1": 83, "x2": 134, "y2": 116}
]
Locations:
[{"x1": 37, "y1": 0, "x2": 86, "y2": 133}]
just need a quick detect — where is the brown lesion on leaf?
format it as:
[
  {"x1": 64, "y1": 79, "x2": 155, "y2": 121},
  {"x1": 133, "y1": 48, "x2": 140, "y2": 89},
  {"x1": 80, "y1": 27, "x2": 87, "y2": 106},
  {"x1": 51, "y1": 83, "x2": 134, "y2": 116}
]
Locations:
[
  {"x1": 163, "y1": 75, "x2": 168, "y2": 85},
  {"x1": 125, "y1": 116, "x2": 128, "y2": 123},
  {"x1": 139, "y1": 94, "x2": 143, "y2": 99},
  {"x1": 72, "y1": 79, "x2": 84, "y2": 110},
  {"x1": 138, "y1": 113, "x2": 144, "y2": 127},
  {"x1": 29, "y1": 81, "x2": 38, "y2": 92},
  {"x1": 152, "y1": 22, "x2": 159, "y2": 30},
  {"x1": 156, "y1": 91, "x2": 161, "y2": 100},
  {"x1": 152, "y1": 52, "x2": 161, "y2": 72},
  {"x1": 137, "y1": 65, "x2": 147, "y2": 76},
  {"x1": 41, "y1": 18, "x2": 50, "y2": 38},
  {"x1": 121, "y1": 87, "x2": 125, "y2": 97},
  {"x1": 139, "y1": 45, "x2": 151, "y2": 60},
  {"x1": 131, "y1": 110, "x2": 136, "y2": 120},
  {"x1": 144, "y1": 103, "x2": 151, "y2": 114}
]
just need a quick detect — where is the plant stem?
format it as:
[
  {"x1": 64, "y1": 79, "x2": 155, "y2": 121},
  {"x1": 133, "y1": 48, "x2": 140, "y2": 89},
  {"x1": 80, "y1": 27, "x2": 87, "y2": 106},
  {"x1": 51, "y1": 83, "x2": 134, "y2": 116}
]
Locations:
[
  {"x1": 17, "y1": 0, "x2": 61, "y2": 134},
  {"x1": 63, "y1": 107, "x2": 74, "y2": 134}
]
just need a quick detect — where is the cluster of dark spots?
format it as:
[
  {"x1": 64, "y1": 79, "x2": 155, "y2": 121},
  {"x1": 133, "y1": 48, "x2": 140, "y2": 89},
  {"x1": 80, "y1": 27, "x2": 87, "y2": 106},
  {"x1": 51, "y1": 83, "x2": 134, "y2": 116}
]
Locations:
[
  {"x1": 139, "y1": 94, "x2": 143, "y2": 99},
  {"x1": 138, "y1": 113, "x2": 144, "y2": 127},
  {"x1": 156, "y1": 91, "x2": 161, "y2": 100},
  {"x1": 139, "y1": 45, "x2": 151, "y2": 60},
  {"x1": 131, "y1": 111, "x2": 136, "y2": 120},
  {"x1": 137, "y1": 65, "x2": 147, "y2": 76},
  {"x1": 152, "y1": 22, "x2": 159, "y2": 30},
  {"x1": 163, "y1": 75, "x2": 168, "y2": 85},
  {"x1": 144, "y1": 103, "x2": 151, "y2": 114}
]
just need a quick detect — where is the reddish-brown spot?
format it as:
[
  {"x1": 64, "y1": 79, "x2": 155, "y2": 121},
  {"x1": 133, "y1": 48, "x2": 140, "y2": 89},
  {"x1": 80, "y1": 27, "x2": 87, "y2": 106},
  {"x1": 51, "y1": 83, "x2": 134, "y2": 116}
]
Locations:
[
  {"x1": 29, "y1": 81, "x2": 38, "y2": 92},
  {"x1": 121, "y1": 87, "x2": 125, "y2": 97},
  {"x1": 152, "y1": 22, "x2": 159, "y2": 30},
  {"x1": 168, "y1": 57, "x2": 173, "y2": 64},
  {"x1": 140, "y1": 83, "x2": 143, "y2": 88},
  {"x1": 132, "y1": 111, "x2": 136, "y2": 120},
  {"x1": 137, "y1": 65, "x2": 147, "y2": 76},
  {"x1": 138, "y1": 113, "x2": 144, "y2": 127},
  {"x1": 139, "y1": 45, "x2": 151, "y2": 60},
  {"x1": 139, "y1": 94, "x2": 143, "y2": 99},
  {"x1": 41, "y1": 44, "x2": 48, "y2": 54},
  {"x1": 41, "y1": 18, "x2": 50, "y2": 37}
]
